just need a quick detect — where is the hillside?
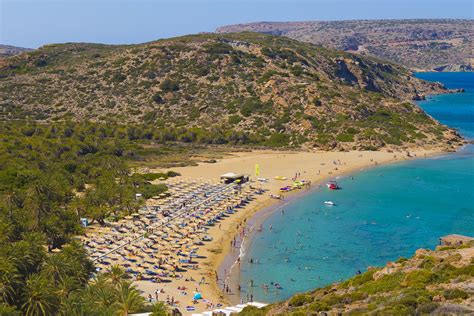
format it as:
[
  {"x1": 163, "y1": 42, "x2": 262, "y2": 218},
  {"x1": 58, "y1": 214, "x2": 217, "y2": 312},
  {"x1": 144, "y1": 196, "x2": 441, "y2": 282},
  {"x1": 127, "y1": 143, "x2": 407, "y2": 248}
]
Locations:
[
  {"x1": 0, "y1": 44, "x2": 33, "y2": 58},
  {"x1": 217, "y1": 19, "x2": 474, "y2": 72},
  {"x1": 0, "y1": 32, "x2": 463, "y2": 150},
  {"x1": 243, "y1": 237, "x2": 474, "y2": 315}
]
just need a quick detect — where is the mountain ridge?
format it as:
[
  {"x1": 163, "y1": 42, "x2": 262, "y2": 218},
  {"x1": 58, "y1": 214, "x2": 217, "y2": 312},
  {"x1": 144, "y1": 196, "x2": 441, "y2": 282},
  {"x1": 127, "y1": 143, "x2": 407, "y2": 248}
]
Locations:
[
  {"x1": 217, "y1": 19, "x2": 474, "y2": 72},
  {"x1": 0, "y1": 44, "x2": 33, "y2": 58}
]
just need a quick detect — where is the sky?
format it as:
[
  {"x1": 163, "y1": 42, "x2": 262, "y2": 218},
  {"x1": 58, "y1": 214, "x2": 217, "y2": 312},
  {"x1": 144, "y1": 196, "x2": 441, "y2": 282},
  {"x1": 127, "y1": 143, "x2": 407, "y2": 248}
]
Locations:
[{"x1": 1, "y1": 0, "x2": 473, "y2": 48}]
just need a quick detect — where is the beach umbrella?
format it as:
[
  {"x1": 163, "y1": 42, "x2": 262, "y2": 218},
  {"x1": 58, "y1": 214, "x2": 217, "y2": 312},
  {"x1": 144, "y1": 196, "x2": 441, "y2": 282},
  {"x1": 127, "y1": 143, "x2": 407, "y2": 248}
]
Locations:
[{"x1": 193, "y1": 292, "x2": 202, "y2": 300}]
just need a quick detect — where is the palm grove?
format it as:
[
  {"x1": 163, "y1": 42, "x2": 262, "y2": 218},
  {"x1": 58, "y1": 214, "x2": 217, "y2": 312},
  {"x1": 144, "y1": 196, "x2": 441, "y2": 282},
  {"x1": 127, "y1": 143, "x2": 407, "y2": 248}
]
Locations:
[{"x1": 0, "y1": 121, "x2": 173, "y2": 315}]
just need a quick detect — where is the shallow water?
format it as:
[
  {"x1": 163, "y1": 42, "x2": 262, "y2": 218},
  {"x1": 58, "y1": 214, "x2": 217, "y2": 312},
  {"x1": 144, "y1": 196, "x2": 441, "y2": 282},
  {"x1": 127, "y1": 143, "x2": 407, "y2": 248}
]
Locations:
[{"x1": 238, "y1": 72, "x2": 474, "y2": 302}]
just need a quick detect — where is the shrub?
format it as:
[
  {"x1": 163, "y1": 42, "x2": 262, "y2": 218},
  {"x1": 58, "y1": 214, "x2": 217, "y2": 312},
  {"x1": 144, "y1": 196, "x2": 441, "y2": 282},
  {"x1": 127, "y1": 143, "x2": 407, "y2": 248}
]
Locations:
[
  {"x1": 443, "y1": 289, "x2": 469, "y2": 300},
  {"x1": 160, "y1": 79, "x2": 179, "y2": 92},
  {"x1": 396, "y1": 257, "x2": 408, "y2": 264},
  {"x1": 336, "y1": 133, "x2": 354, "y2": 142},
  {"x1": 228, "y1": 115, "x2": 242, "y2": 125},
  {"x1": 265, "y1": 133, "x2": 291, "y2": 147},
  {"x1": 141, "y1": 171, "x2": 180, "y2": 182},
  {"x1": 204, "y1": 42, "x2": 233, "y2": 55},
  {"x1": 359, "y1": 272, "x2": 404, "y2": 294},
  {"x1": 347, "y1": 291, "x2": 368, "y2": 302},
  {"x1": 416, "y1": 302, "x2": 439, "y2": 314},
  {"x1": 290, "y1": 65, "x2": 304, "y2": 76},
  {"x1": 152, "y1": 93, "x2": 164, "y2": 104},
  {"x1": 404, "y1": 269, "x2": 435, "y2": 287},
  {"x1": 112, "y1": 72, "x2": 126, "y2": 82},
  {"x1": 418, "y1": 256, "x2": 436, "y2": 269},
  {"x1": 322, "y1": 294, "x2": 343, "y2": 306},
  {"x1": 289, "y1": 293, "x2": 312, "y2": 307},
  {"x1": 308, "y1": 301, "x2": 330, "y2": 312},
  {"x1": 380, "y1": 303, "x2": 415, "y2": 315},
  {"x1": 237, "y1": 306, "x2": 267, "y2": 316},
  {"x1": 194, "y1": 66, "x2": 210, "y2": 77},
  {"x1": 240, "y1": 97, "x2": 271, "y2": 117}
]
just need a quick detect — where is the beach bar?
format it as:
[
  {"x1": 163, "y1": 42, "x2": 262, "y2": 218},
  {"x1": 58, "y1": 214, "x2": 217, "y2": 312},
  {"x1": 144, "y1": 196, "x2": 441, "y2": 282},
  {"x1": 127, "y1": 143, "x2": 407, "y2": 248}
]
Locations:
[{"x1": 220, "y1": 172, "x2": 249, "y2": 184}]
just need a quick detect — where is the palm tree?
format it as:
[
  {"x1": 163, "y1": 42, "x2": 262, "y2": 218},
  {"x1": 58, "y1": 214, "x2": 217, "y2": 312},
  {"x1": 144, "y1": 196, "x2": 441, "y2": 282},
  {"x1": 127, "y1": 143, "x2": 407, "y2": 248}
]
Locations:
[
  {"x1": 151, "y1": 302, "x2": 169, "y2": 316},
  {"x1": 105, "y1": 265, "x2": 127, "y2": 286},
  {"x1": 21, "y1": 274, "x2": 57, "y2": 316},
  {"x1": 112, "y1": 281, "x2": 145, "y2": 316},
  {"x1": 54, "y1": 275, "x2": 78, "y2": 301},
  {"x1": 0, "y1": 261, "x2": 19, "y2": 304},
  {"x1": 85, "y1": 274, "x2": 115, "y2": 309},
  {"x1": 25, "y1": 183, "x2": 52, "y2": 229},
  {"x1": 4, "y1": 191, "x2": 21, "y2": 221},
  {"x1": 0, "y1": 303, "x2": 20, "y2": 316},
  {"x1": 42, "y1": 254, "x2": 69, "y2": 285}
]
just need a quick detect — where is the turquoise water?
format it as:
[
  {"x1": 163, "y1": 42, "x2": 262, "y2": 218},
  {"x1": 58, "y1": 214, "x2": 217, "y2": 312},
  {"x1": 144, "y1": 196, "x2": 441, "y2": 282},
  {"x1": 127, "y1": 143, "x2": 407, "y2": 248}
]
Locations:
[{"x1": 238, "y1": 72, "x2": 474, "y2": 302}]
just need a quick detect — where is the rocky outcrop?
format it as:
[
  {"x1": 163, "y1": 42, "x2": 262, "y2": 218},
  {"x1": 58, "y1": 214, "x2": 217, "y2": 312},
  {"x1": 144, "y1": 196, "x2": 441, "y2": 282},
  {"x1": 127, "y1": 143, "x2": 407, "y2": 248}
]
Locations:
[{"x1": 217, "y1": 19, "x2": 474, "y2": 72}]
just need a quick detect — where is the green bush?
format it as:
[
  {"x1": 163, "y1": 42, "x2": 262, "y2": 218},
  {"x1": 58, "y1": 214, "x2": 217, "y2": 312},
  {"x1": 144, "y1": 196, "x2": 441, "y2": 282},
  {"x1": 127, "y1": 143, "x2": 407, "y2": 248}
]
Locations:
[
  {"x1": 140, "y1": 171, "x2": 180, "y2": 182},
  {"x1": 228, "y1": 115, "x2": 243, "y2": 125},
  {"x1": 204, "y1": 42, "x2": 233, "y2": 55},
  {"x1": 160, "y1": 79, "x2": 180, "y2": 92},
  {"x1": 240, "y1": 97, "x2": 271, "y2": 117},
  {"x1": 308, "y1": 301, "x2": 330, "y2": 312},
  {"x1": 290, "y1": 65, "x2": 304, "y2": 76},
  {"x1": 416, "y1": 302, "x2": 439, "y2": 314},
  {"x1": 336, "y1": 133, "x2": 354, "y2": 142},
  {"x1": 265, "y1": 133, "x2": 291, "y2": 147},
  {"x1": 289, "y1": 293, "x2": 312, "y2": 307},
  {"x1": 443, "y1": 289, "x2": 469, "y2": 300},
  {"x1": 380, "y1": 303, "x2": 415, "y2": 315},
  {"x1": 396, "y1": 257, "x2": 408, "y2": 264},
  {"x1": 238, "y1": 306, "x2": 268, "y2": 316},
  {"x1": 404, "y1": 269, "x2": 435, "y2": 287},
  {"x1": 359, "y1": 272, "x2": 404, "y2": 294},
  {"x1": 112, "y1": 72, "x2": 126, "y2": 82}
]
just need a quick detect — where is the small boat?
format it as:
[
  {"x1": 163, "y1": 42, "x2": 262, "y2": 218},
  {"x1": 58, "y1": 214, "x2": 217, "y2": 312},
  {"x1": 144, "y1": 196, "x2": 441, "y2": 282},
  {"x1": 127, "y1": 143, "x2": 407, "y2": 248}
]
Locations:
[
  {"x1": 324, "y1": 201, "x2": 336, "y2": 206},
  {"x1": 326, "y1": 181, "x2": 340, "y2": 190}
]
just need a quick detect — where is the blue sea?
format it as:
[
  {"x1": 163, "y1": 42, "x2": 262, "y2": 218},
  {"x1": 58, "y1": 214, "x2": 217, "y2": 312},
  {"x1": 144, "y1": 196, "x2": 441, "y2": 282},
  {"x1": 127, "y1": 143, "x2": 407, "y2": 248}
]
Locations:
[{"x1": 238, "y1": 72, "x2": 474, "y2": 302}]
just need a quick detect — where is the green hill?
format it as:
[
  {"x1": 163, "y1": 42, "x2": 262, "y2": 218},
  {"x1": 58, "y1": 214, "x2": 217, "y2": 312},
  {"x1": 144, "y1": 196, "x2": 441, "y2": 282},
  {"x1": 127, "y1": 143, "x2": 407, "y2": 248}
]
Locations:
[{"x1": 0, "y1": 32, "x2": 463, "y2": 150}]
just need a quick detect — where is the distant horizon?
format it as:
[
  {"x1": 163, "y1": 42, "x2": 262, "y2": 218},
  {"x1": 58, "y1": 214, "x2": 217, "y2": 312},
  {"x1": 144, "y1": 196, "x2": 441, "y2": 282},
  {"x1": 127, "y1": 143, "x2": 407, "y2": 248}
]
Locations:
[
  {"x1": 3, "y1": 17, "x2": 473, "y2": 50},
  {"x1": 1, "y1": 0, "x2": 473, "y2": 48}
]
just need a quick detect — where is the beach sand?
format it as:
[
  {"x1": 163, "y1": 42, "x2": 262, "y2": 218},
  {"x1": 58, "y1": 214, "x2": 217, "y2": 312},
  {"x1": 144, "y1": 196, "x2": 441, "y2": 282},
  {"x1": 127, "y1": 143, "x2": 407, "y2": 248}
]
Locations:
[{"x1": 138, "y1": 147, "x2": 443, "y2": 314}]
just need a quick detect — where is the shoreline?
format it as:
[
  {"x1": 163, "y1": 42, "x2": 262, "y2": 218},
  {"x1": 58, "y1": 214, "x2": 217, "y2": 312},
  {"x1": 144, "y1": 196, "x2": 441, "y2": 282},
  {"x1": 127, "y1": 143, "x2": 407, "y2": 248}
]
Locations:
[
  {"x1": 144, "y1": 146, "x2": 450, "y2": 313},
  {"x1": 214, "y1": 148, "x2": 452, "y2": 305}
]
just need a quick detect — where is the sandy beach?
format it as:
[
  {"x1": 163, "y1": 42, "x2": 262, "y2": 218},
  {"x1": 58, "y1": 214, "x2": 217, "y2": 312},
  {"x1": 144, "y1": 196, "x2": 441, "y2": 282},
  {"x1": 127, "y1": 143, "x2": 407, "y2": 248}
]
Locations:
[{"x1": 130, "y1": 146, "x2": 444, "y2": 314}]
